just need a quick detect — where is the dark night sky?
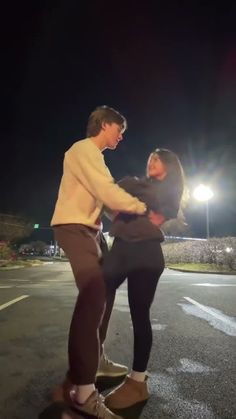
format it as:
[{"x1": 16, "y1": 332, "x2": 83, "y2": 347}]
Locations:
[{"x1": 1, "y1": 0, "x2": 236, "y2": 240}]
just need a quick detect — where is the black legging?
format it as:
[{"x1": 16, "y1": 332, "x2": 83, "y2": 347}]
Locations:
[{"x1": 103, "y1": 238, "x2": 165, "y2": 372}]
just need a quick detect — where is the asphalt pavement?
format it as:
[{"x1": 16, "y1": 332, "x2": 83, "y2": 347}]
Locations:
[{"x1": 0, "y1": 262, "x2": 236, "y2": 419}]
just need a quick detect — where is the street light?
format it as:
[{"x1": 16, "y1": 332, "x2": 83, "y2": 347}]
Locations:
[{"x1": 193, "y1": 184, "x2": 214, "y2": 239}]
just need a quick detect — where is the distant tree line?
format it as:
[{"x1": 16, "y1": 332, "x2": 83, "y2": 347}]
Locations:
[{"x1": 0, "y1": 213, "x2": 33, "y2": 242}]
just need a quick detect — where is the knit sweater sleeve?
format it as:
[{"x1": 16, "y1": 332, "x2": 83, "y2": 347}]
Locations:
[{"x1": 66, "y1": 142, "x2": 146, "y2": 214}]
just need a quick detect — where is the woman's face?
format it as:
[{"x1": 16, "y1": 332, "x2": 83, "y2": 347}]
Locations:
[{"x1": 147, "y1": 153, "x2": 167, "y2": 179}]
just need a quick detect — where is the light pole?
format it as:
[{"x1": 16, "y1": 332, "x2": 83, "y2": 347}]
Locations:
[{"x1": 193, "y1": 184, "x2": 214, "y2": 239}]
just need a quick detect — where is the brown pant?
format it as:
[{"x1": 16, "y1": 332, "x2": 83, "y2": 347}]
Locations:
[{"x1": 53, "y1": 224, "x2": 115, "y2": 385}]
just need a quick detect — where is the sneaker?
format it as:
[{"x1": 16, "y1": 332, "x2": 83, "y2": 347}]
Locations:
[
  {"x1": 96, "y1": 355, "x2": 128, "y2": 378},
  {"x1": 70, "y1": 389, "x2": 123, "y2": 418},
  {"x1": 105, "y1": 375, "x2": 150, "y2": 409}
]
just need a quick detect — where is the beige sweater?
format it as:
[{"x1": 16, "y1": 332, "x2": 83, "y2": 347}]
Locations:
[{"x1": 51, "y1": 138, "x2": 145, "y2": 229}]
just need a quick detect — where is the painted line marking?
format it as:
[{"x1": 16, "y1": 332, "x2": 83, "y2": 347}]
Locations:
[
  {"x1": 0, "y1": 286, "x2": 13, "y2": 289},
  {"x1": 9, "y1": 279, "x2": 28, "y2": 282},
  {"x1": 0, "y1": 295, "x2": 29, "y2": 311},
  {"x1": 183, "y1": 297, "x2": 236, "y2": 330},
  {"x1": 167, "y1": 272, "x2": 182, "y2": 275},
  {"x1": 193, "y1": 283, "x2": 236, "y2": 287},
  {"x1": 160, "y1": 281, "x2": 180, "y2": 284}
]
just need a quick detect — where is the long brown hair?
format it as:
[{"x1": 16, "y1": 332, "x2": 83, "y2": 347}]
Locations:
[{"x1": 149, "y1": 148, "x2": 189, "y2": 212}]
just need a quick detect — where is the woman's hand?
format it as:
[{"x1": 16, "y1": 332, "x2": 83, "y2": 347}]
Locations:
[{"x1": 148, "y1": 210, "x2": 166, "y2": 226}]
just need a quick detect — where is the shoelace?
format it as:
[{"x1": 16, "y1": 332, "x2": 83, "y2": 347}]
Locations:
[
  {"x1": 95, "y1": 393, "x2": 114, "y2": 419},
  {"x1": 102, "y1": 355, "x2": 113, "y2": 366},
  {"x1": 70, "y1": 389, "x2": 117, "y2": 419}
]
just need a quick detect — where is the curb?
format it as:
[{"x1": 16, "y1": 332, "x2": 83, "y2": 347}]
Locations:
[
  {"x1": 167, "y1": 267, "x2": 236, "y2": 275},
  {"x1": 0, "y1": 265, "x2": 24, "y2": 270},
  {"x1": 0, "y1": 261, "x2": 54, "y2": 271}
]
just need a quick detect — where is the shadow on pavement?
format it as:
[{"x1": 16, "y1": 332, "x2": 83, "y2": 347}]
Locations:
[
  {"x1": 96, "y1": 375, "x2": 125, "y2": 393},
  {"x1": 39, "y1": 400, "x2": 147, "y2": 419},
  {"x1": 38, "y1": 401, "x2": 83, "y2": 418},
  {"x1": 112, "y1": 400, "x2": 148, "y2": 419}
]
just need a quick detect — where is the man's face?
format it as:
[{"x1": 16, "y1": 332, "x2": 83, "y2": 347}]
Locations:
[{"x1": 102, "y1": 122, "x2": 124, "y2": 149}]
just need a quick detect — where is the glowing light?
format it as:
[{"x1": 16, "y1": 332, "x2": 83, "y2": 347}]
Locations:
[{"x1": 193, "y1": 184, "x2": 214, "y2": 202}]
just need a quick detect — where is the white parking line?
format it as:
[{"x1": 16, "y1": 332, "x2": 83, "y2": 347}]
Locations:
[
  {"x1": 183, "y1": 297, "x2": 236, "y2": 330},
  {"x1": 0, "y1": 295, "x2": 29, "y2": 311},
  {"x1": 0, "y1": 286, "x2": 13, "y2": 289},
  {"x1": 167, "y1": 272, "x2": 182, "y2": 275},
  {"x1": 193, "y1": 283, "x2": 236, "y2": 287}
]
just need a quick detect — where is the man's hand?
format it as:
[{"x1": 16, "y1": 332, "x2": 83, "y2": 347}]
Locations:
[
  {"x1": 148, "y1": 210, "x2": 166, "y2": 226},
  {"x1": 136, "y1": 201, "x2": 147, "y2": 215}
]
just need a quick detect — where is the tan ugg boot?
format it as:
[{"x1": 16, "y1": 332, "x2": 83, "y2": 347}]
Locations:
[
  {"x1": 51, "y1": 376, "x2": 73, "y2": 403},
  {"x1": 105, "y1": 375, "x2": 150, "y2": 409}
]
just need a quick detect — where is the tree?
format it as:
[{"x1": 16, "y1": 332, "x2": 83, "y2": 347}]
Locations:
[
  {"x1": 0, "y1": 213, "x2": 33, "y2": 243},
  {"x1": 0, "y1": 242, "x2": 13, "y2": 261}
]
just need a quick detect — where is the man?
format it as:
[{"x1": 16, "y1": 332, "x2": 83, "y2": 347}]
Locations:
[{"x1": 51, "y1": 106, "x2": 146, "y2": 419}]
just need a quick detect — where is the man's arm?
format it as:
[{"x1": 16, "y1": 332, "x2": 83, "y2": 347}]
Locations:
[
  {"x1": 67, "y1": 145, "x2": 146, "y2": 214},
  {"x1": 103, "y1": 177, "x2": 138, "y2": 220}
]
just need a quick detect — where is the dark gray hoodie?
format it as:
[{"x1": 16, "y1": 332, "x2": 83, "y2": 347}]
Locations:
[{"x1": 109, "y1": 176, "x2": 181, "y2": 242}]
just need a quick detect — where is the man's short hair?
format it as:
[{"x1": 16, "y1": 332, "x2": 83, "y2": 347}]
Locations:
[{"x1": 86, "y1": 105, "x2": 127, "y2": 137}]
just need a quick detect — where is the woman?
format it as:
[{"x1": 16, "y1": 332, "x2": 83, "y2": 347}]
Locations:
[{"x1": 103, "y1": 148, "x2": 185, "y2": 410}]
